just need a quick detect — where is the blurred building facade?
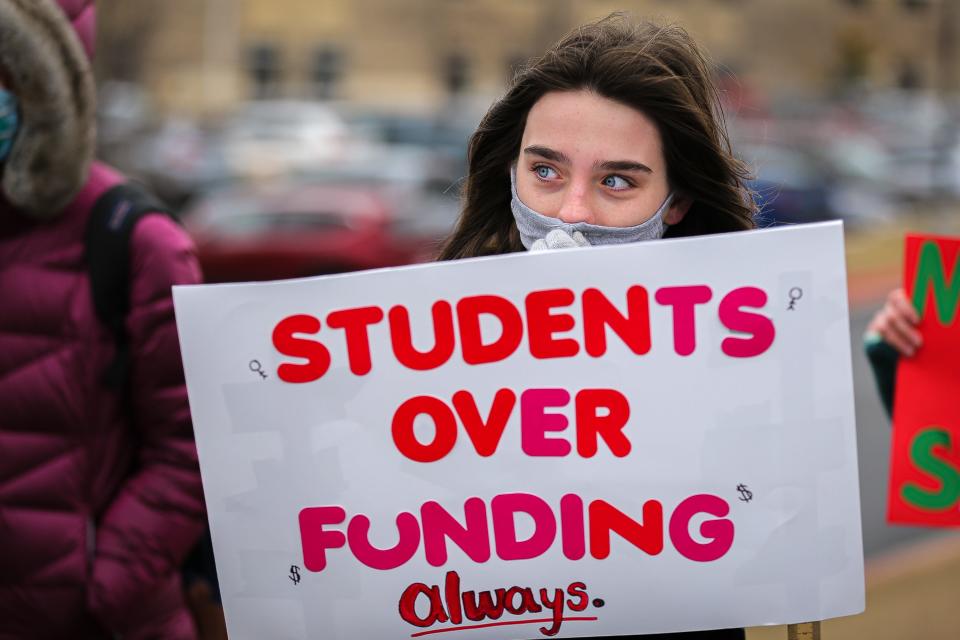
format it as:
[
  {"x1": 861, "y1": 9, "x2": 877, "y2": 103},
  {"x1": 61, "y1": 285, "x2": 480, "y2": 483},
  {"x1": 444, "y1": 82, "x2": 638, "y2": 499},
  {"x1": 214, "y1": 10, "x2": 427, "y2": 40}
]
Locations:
[{"x1": 96, "y1": 0, "x2": 955, "y2": 118}]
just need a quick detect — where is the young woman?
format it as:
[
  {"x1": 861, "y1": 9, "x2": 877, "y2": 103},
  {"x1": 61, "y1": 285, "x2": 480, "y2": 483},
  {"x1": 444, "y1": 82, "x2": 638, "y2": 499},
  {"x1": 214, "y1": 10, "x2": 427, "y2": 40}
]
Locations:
[
  {"x1": 438, "y1": 14, "x2": 755, "y2": 640},
  {"x1": 440, "y1": 15, "x2": 755, "y2": 262}
]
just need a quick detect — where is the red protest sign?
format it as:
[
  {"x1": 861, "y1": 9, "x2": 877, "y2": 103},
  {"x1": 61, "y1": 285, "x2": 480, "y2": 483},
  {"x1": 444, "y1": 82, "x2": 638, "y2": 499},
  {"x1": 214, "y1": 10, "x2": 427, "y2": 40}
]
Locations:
[{"x1": 888, "y1": 234, "x2": 960, "y2": 526}]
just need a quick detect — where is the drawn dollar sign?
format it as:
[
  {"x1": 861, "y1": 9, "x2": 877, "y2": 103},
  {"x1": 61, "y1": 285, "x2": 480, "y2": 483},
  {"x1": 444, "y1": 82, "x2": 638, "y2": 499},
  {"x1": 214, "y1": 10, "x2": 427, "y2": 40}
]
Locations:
[
  {"x1": 289, "y1": 565, "x2": 301, "y2": 585},
  {"x1": 737, "y1": 484, "x2": 753, "y2": 502}
]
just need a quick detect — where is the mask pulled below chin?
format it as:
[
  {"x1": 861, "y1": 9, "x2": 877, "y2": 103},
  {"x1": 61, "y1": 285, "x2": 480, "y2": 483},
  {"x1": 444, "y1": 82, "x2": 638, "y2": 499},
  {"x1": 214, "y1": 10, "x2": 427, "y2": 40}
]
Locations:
[{"x1": 510, "y1": 165, "x2": 673, "y2": 250}]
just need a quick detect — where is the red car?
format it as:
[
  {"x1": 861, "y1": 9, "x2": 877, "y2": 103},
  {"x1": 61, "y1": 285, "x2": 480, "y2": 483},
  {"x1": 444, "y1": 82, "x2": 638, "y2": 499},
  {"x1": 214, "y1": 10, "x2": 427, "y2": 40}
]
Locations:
[{"x1": 185, "y1": 181, "x2": 433, "y2": 283}]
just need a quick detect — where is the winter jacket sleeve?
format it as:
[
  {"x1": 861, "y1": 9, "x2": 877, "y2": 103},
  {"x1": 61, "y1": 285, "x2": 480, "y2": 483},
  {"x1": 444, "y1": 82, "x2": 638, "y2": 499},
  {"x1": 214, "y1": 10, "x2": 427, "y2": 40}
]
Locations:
[
  {"x1": 864, "y1": 332, "x2": 900, "y2": 420},
  {"x1": 86, "y1": 213, "x2": 206, "y2": 637}
]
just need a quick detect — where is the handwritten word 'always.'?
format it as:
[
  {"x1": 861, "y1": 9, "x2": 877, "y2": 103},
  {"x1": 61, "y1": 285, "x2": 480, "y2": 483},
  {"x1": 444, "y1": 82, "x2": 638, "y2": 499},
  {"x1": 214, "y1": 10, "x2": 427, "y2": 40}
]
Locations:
[{"x1": 399, "y1": 570, "x2": 597, "y2": 637}]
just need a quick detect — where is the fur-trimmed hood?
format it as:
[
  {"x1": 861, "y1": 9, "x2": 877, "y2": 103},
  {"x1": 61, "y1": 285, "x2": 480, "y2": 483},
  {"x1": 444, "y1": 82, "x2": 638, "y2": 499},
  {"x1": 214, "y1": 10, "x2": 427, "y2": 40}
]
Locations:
[{"x1": 0, "y1": 0, "x2": 95, "y2": 219}]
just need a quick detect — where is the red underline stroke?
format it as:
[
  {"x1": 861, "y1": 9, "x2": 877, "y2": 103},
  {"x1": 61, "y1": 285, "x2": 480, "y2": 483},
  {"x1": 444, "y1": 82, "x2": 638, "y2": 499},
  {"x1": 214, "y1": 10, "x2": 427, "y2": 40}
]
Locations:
[{"x1": 409, "y1": 616, "x2": 599, "y2": 637}]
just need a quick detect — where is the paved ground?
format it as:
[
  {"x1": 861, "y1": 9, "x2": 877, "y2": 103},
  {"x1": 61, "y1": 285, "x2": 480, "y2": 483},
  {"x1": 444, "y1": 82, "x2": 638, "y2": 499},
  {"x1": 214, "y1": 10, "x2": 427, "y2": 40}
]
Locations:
[{"x1": 747, "y1": 532, "x2": 960, "y2": 640}]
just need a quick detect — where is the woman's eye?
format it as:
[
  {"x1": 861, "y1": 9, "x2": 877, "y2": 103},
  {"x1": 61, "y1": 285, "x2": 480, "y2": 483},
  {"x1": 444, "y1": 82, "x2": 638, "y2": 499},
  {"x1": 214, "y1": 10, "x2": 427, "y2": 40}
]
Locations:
[
  {"x1": 534, "y1": 165, "x2": 558, "y2": 180},
  {"x1": 602, "y1": 175, "x2": 631, "y2": 190}
]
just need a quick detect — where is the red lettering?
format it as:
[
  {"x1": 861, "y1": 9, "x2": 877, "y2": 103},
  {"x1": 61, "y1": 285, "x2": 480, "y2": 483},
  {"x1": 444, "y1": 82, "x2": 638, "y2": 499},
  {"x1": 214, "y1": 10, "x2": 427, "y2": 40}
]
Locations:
[
  {"x1": 389, "y1": 302, "x2": 456, "y2": 370},
  {"x1": 398, "y1": 571, "x2": 586, "y2": 637},
  {"x1": 583, "y1": 286, "x2": 651, "y2": 356},
  {"x1": 457, "y1": 295, "x2": 524, "y2": 365},
  {"x1": 589, "y1": 499, "x2": 664, "y2": 559},
  {"x1": 575, "y1": 389, "x2": 632, "y2": 457},
  {"x1": 461, "y1": 588, "x2": 507, "y2": 622},
  {"x1": 560, "y1": 494, "x2": 586, "y2": 560},
  {"x1": 503, "y1": 587, "x2": 541, "y2": 615},
  {"x1": 399, "y1": 582, "x2": 448, "y2": 627},
  {"x1": 391, "y1": 396, "x2": 458, "y2": 462},
  {"x1": 539, "y1": 588, "x2": 567, "y2": 636},
  {"x1": 526, "y1": 288, "x2": 579, "y2": 359},
  {"x1": 273, "y1": 314, "x2": 331, "y2": 383},
  {"x1": 566, "y1": 581, "x2": 589, "y2": 612},
  {"x1": 325, "y1": 306, "x2": 384, "y2": 375},
  {"x1": 444, "y1": 569, "x2": 463, "y2": 624},
  {"x1": 452, "y1": 389, "x2": 516, "y2": 457}
]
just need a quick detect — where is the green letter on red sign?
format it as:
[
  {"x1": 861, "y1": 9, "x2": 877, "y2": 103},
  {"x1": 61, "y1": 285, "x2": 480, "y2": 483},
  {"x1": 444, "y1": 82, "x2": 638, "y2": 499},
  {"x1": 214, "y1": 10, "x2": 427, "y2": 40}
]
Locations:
[
  {"x1": 912, "y1": 241, "x2": 960, "y2": 326},
  {"x1": 901, "y1": 427, "x2": 960, "y2": 511}
]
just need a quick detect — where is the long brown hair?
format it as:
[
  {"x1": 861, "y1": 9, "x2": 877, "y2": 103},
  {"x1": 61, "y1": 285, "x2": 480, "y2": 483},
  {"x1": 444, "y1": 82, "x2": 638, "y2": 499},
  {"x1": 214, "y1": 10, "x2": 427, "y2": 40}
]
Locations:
[{"x1": 439, "y1": 14, "x2": 755, "y2": 261}]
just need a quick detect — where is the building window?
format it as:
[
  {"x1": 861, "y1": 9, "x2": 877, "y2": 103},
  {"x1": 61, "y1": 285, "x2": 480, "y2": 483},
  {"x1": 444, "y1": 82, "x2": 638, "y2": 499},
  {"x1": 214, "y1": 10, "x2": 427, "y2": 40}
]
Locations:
[
  {"x1": 443, "y1": 53, "x2": 470, "y2": 95},
  {"x1": 311, "y1": 46, "x2": 344, "y2": 100},
  {"x1": 247, "y1": 43, "x2": 282, "y2": 100}
]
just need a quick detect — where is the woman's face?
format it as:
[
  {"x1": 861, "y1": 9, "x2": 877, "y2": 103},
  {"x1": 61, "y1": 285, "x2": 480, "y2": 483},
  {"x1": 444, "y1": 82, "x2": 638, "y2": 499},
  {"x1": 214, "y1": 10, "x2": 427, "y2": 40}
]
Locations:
[{"x1": 516, "y1": 89, "x2": 689, "y2": 228}]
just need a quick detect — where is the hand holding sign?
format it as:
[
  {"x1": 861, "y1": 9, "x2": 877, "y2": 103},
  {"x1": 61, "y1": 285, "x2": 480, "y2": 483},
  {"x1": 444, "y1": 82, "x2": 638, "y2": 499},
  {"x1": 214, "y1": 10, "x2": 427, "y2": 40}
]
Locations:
[{"x1": 866, "y1": 288, "x2": 923, "y2": 357}]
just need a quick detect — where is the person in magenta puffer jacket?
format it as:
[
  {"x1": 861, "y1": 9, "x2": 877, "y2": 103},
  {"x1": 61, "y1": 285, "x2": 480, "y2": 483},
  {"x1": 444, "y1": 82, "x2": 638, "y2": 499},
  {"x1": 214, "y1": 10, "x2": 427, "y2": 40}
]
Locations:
[{"x1": 0, "y1": 1, "x2": 207, "y2": 638}]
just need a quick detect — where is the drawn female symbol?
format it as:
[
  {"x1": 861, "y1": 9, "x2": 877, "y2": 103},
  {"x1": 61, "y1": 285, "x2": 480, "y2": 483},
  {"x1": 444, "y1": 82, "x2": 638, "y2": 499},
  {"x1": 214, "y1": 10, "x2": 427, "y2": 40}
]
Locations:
[
  {"x1": 249, "y1": 359, "x2": 268, "y2": 379},
  {"x1": 787, "y1": 287, "x2": 803, "y2": 311}
]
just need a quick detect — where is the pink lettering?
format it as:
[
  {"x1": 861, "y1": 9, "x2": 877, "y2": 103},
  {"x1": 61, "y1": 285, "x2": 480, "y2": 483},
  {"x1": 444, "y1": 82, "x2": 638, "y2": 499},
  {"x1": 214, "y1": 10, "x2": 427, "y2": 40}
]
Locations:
[
  {"x1": 718, "y1": 287, "x2": 775, "y2": 357},
  {"x1": 669, "y1": 494, "x2": 734, "y2": 562},
  {"x1": 520, "y1": 388, "x2": 572, "y2": 457},
  {"x1": 491, "y1": 493, "x2": 558, "y2": 561},
  {"x1": 654, "y1": 285, "x2": 713, "y2": 356}
]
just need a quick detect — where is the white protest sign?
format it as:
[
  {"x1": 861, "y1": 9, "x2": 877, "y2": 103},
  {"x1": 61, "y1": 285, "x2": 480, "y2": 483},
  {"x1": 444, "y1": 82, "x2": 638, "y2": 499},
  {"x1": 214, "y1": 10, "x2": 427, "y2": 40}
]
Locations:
[{"x1": 174, "y1": 222, "x2": 864, "y2": 640}]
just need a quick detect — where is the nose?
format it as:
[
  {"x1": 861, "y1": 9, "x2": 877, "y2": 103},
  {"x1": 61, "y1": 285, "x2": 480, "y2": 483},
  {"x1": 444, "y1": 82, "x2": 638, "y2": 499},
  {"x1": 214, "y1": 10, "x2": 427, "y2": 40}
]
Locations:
[{"x1": 555, "y1": 181, "x2": 594, "y2": 224}]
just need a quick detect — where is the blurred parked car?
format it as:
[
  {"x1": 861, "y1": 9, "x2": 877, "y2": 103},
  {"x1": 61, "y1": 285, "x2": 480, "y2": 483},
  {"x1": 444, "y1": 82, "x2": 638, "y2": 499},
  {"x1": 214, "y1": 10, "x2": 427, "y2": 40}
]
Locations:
[
  {"x1": 740, "y1": 141, "x2": 898, "y2": 229},
  {"x1": 740, "y1": 143, "x2": 838, "y2": 227},
  {"x1": 294, "y1": 143, "x2": 463, "y2": 239},
  {"x1": 128, "y1": 118, "x2": 234, "y2": 208},
  {"x1": 221, "y1": 101, "x2": 350, "y2": 176},
  {"x1": 185, "y1": 180, "x2": 434, "y2": 283}
]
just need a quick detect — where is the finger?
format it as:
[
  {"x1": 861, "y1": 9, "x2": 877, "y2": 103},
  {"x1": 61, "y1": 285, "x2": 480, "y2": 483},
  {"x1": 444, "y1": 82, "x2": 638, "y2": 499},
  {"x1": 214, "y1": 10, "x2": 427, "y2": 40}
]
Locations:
[
  {"x1": 879, "y1": 324, "x2": 916, "y2": 357},
  {"x1": 890, "y1": 289, "x2": 920, "y2": 325},
  {"x1": 887, "y1": 311, "x2": 923, "y2": 350},
  {"x1": 879, "y1": 313, "x2": 920, "y2": 357}
]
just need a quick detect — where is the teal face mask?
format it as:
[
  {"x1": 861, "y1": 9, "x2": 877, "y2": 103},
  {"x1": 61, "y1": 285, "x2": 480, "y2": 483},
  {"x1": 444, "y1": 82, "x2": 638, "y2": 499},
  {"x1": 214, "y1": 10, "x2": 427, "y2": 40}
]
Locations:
[{"x1": 0, "y1": 89, "x2": 20, "y2": 163}]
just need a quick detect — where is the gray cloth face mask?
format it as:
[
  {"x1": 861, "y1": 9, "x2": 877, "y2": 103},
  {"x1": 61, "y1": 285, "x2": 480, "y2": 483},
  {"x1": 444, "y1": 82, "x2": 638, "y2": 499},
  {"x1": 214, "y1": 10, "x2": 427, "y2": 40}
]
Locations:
[{"x1": 510, "y1": 165, "x2": 673, "y2": 249}]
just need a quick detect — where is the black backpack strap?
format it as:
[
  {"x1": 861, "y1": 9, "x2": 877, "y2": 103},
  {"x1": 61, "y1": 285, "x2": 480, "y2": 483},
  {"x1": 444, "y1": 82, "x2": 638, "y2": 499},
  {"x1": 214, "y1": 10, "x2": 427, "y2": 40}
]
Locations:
[{"x1": 85, "y1": 182, "x2": 174, "y2": 388}]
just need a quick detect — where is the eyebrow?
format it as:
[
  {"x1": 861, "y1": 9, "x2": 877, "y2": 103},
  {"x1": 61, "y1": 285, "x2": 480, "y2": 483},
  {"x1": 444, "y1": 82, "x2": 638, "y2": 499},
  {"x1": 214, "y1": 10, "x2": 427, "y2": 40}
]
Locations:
[
  {"x1": 523, "y1": 145, "x2": 653, "y2": 174},
  {"x1": 523, "y1": 145, "x2": 570, "y2": 164},
  {"x1": 597, "y1": 159, "x2": 653, "y2": 174}
]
